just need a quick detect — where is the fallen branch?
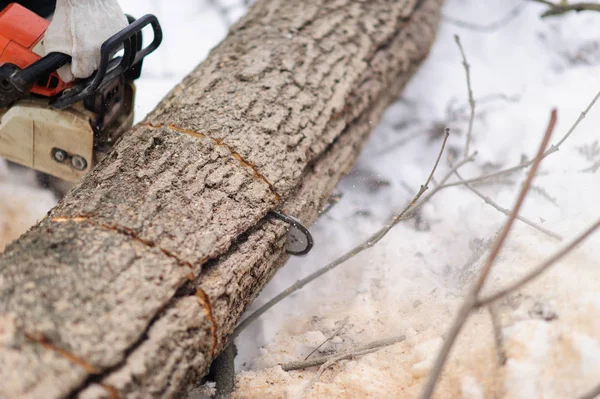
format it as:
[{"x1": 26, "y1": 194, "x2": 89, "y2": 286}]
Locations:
[
  {"x1": 281, "y1": 335, "x2": 406, "y2": 372},
  {"x1": 420, "y1": 108, "x2": 557, "y2": 399},
  {"x1": 304, "y1": 319, "x2": 348, "y2": 361}
]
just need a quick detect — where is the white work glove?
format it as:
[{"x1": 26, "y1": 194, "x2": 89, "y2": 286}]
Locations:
[{"x1": 43, "y1": 0, "x2": 128, "y2": 82}]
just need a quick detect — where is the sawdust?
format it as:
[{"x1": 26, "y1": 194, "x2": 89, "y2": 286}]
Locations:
[{"x1": 233, "y1": 229, "x2": 600, "y2": 398}]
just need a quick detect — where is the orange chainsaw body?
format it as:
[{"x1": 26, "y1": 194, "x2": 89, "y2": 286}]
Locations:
[{"x1": 0, "y1": 3, "x2": 69, "y2": 96}]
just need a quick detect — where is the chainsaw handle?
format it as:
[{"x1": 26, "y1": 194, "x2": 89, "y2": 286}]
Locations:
[
  {"x1": 52, "y1": 14, "x2": 162, "y2": 109},
  {"x1": 97, "y1": 14, "x2": 162, "y2": 84},
  {"x1": 12, "y1": 52, "x2": 71, "y2": 90},
  {"x1": 0, "y1": 52, "x2": 71, "y2": 108}
]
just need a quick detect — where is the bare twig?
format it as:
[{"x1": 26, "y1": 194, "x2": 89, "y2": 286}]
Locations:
[
  {"x1": 441, "y1": 88, "x2": 600, "y2": 189},
  {"x1": 420, "y1": 109, "x2": 557, "y2": 399},
  {"x1": 455, "y1": 171, "x2": 563, "y2": 240},
  {"x1": 455, "y1": 35, "x2": 476, "y2": 158},
  {"x1": 476, "y1": 217, "x2": 600, "y2": 307},
  {"x1": 229, "y1": 131, "x2": 458, "y2": 344},
  {"x1": 442, "y1": 3, "x2": 525, "y2": 32},
  {"x1": 304, "y1": 319, "x2": 348, "y2": 360},
  {"x1": 487, "y1": 304, "x2": 506, "y2": 365},
  {"x1": 298, "y1": 357, "x2": 336, "y2": 398},
  {"x1": 282, "y1": 335, "x2": 406, "y2": 372},
  {"x1": 529, "y1": 0, "x2": 600, "y2": 17},
  {"x1": 293, "y1": 336, "x2": 406, "y2": 397}
]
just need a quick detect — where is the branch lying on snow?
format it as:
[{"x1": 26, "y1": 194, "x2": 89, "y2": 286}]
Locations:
[
  {"x1": 420, "y1": 108, "x2": 557, "y2": 399},
  {"x1": 294, "y1": 335, "x2": 406, "y2": 398},
  {"x1": 454, "y1": 171, "x2": 563, "y2": 240},
  {"x1": 529, "y1": 0, "x2": 600, "y2": 18},
  {"x1": 229, "y1": 129, "x2": 463, "y2": 344},
  {"x1": 304, "y1": 319, "x2": 348, "y2": 361},
  {"x1": 281, "y1": 335, "x2": 406, "y2": 372}
]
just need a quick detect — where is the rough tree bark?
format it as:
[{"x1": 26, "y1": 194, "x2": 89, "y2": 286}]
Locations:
[{"x1": 0, "y1": 0, "x2": 442, "y2": 397}]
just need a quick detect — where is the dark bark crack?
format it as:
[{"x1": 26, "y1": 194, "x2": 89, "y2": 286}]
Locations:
[
  {"x1": 24, "y1": 332, "x2": 120, "y2": 399},
  {"x1": 195, "y1": 289, "x2": 219, "y2": 358},
  {"x1": 66, "y1": 300, "x2": 174, "y2": 399},
  {"x1": 48, "y1": 216, "x2": 219, "y2": 397}
]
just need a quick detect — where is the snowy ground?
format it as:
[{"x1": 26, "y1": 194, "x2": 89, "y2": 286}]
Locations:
[{"x1": 2, "y1": 0, "x2": 600, "y2": 398}]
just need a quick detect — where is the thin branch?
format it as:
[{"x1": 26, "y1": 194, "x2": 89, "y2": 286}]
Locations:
[
  {"x1": 299, "y1": 335, "x2": 405, "y2": 398},
  {"x1": 441, "y1": 87, "x2": 600, "y2": 189},
  {"x1": 442, "y1": 4, "x2": 525, "y2": 32},
  {"x1": 304, "y1": 319, "x2": 348, "y2": 360},
  {"x1": 455, "y1": 35, "x2": 476, "y2": 158},
  {"x1": 282, "y1": 335, "x2": 406, "y2": 372},
  {"x1": 298, "y1": 357, "x2": 336, "y2": 398},
  {"x1": 455, "y1": 171, "x2": 563, "y2": 240},
  {"x1": 295, "y1": 336, "x2": 406, "y2": 398},
  {"x1": 529, "y1": 0, "x2": 600, "y2": 17},
  {"x1": 487, "y1": 304, "x2": 506, "y2": 365},
  {"x1": 420, "y1": 109, "x2": 557, "y2": 399},
  {"x1": 229, "y1": 130, "x2": 455, "y2": 345},
  {"x1": 476, "y1": 217, "x2": 600, "y2": 307}
]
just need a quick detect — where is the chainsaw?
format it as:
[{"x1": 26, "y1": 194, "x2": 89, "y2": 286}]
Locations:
[
  {"x1": 0, "y1": 3, "x2": 314, "y2": 256},
  {"x1": 0, "y1": 2, "x2": 162, "y2": 182}
]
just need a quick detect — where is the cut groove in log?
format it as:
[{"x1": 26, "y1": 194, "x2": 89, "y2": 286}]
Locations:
[{"x1": 0, "y1": 0, "x2": 443, "y2": 397}]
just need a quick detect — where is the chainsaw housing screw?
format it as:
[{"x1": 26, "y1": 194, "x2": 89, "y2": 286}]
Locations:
[
  {"x1": 53, "y1": 149, "x2": 67, "y2": 163},
  {"x1": 71, "y1": 155, "x2": 87, "y2": 171}
]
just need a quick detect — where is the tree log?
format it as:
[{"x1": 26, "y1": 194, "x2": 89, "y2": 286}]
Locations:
[{"x1": 0, "y1": 0, "x2": 442, "y2": 397}]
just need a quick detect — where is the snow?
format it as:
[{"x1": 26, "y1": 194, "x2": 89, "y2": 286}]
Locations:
[{"x1": 2, "y1": 0, "x2": 600, "y2": 397}]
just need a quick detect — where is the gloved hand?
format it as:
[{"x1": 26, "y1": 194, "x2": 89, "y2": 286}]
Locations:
[{"x1": 43, "y1": 0, "x2": 128, "y2": 82}]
